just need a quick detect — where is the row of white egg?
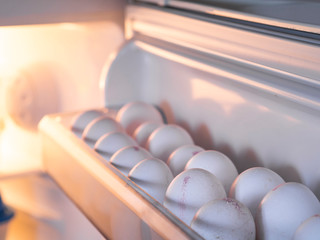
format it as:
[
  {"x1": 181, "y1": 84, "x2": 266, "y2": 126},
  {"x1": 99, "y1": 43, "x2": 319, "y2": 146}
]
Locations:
[{"x1": 71, "y1": 102, "x2": 320, "y2": 240}]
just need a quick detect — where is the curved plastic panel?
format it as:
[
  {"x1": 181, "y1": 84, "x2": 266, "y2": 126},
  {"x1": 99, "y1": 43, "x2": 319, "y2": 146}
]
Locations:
[{"x1": 104, "y1": 6, "x2": 320, "y2": 198}]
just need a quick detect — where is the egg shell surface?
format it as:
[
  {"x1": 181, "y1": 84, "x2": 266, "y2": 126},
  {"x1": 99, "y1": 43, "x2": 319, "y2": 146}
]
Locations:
[
  {"x1": 293, "y1": 214, "x2": 320, "y2": 240},
  {"x1": 167, "y1": 144, "x2": 204, "y2": 177},
  {"x1": 229, "y1": 167, "x2": 285, "y2": 217},
  {"x1": 256, "y1": 182, "x2": 320, "y2": 240},
  {"x1": 71, "y1": 109, "x2": 106, "y2": 137},
  {"x1": 133, "y1": 121, "x2": 163, "y2": 148},
  {"x1": 163, "y1": 168, "x2": 226, "y2": 225},
  {"x1": 146, "y1": 124, "x2": 194, "y2": 162},
  {"x1": 185, "y1": 150, "x2": 238, "y2": 193},
  {"x1": 191, "y1": 198, "x2": 256, "y2": 240},
  {"x1": 94, "y1": 131, "x2": 137, "y2": 161},
  {"x1": 128, "y1": 158, "x2": 174, "y2": 203},
  {"x1": 110, "y1": 145, "x2": 152, "y2": 175},
  {"x1": 116, "y1": 102, "x2": 163, "y2": 136},
  {"x1": 82, "y1": 116, "x2": 124, "y2": 148}
]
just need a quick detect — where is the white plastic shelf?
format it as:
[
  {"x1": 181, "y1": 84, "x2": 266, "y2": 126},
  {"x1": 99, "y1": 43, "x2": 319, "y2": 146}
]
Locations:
[{"x1": 39, "y1": 111, "x2": 202, "y2": 240}]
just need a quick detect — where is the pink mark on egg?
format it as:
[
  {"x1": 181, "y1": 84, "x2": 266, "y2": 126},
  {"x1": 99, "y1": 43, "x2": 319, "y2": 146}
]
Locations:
[
  {"x1": 133, "y1": 146, "x2": 140, "y2": 151},
  {"x1": 272, "y1": 183, "x2": 285, "y2": 191},
  {"x1": 192, "y1": 151, "x2": 201, "y2": 156},
  {"x1": 183, "y1": 176, "x2": 191, "y2": 185},
  {"x1": 223, "y1": 198, "x2": 244, "y2": 214},
  {"x1": 179, "y1": 176, "x2": 191, "y2": 219},
  {"x1": 224, "y1": 198, "x2": 240, "y2": 208}
]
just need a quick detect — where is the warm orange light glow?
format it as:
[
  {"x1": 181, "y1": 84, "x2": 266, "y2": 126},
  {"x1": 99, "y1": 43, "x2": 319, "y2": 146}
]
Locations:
[
  {"x1": 191, "y1": 78, "x2": 245, "y2": 114},
  {"x1": 0, "y1": 21, "x2": 123, "y2": 175},
  {"x1": 58, "y1": 22, "x2": 87, "y2": 31},
  {"x1": 0, "y1": 22, "x2": 88, "y2": 76},
  {"x1": 0, "y1": 119, "x2": 42, "y2": 174}
]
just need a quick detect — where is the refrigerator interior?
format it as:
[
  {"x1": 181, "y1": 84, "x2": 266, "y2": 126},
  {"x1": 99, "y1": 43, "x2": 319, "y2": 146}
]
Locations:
[
  {"x1": 0, "y1": 0, "x2": 125, "y2": 239},
  {"x1": 1, "y1": 0, "x2": 320, "y2": 239},
  {"x1": 42, "y1": 2, "x2": 320, "y2": 240}
]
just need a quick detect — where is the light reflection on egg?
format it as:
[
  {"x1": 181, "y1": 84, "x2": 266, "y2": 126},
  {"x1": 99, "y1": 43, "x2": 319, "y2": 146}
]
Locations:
[
  {"x1": 116, "y1": 102, "x2": 163, "y2": 136},
  {"x1": 94, "y1": 131, "x2": 137, "y2": 161},
  {"x1": 191, "y1": 198, "x2": 256, "y2": 240},
  {"x1": 133, "y1": 121, "x2": 163, "y2": 148},
  {"x1": 163, "y1": 168, "x2": 226, "y2": 225},
  {"x1": 167, "y1": 144, "x2": 204, "y2": 177},
  {"x1": 82, "y1": 116, "x2": 124, "y2": 148},
  {"x1": 146, "y1": 124, "x2": 194, "y2": 162},
  {"x1": 229, "y1": 167, "x2": 285, "y2": 217},
  {"x1": 71, "y1": 109, "x2": 106, "y2": 137},
  {"x1": 293, "y1": 214, "x2": 320, "y2": 240},
  {"x1": 256, "y1": 182, "x2": 320, "y2": 240},
  {"x1": 128, "y1": 158, "x2": 173, "y2": 203},
  {"x1": 185, "y1": 150, "x2": 238, "y2": 193},
  {"x1": 110, "y1": 145, "x2": 152, "y2": 175}
]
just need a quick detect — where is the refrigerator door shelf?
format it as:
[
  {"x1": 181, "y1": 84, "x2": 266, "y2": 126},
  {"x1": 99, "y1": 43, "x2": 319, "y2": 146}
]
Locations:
[{"x1": 39, "y1": 112, "x2": 202, "y2": 240}]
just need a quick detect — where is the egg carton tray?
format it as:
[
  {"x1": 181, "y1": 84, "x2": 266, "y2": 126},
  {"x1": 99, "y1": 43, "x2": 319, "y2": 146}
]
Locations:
[{"x1": 39, "y1": 110, "x2": 202, "y2": 240}]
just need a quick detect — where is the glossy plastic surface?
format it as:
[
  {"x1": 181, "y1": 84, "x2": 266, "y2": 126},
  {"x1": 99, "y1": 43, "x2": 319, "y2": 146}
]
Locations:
[
  {"x1": 39, "y1": 113, "x2": 202, "y2": 240},
  {"x1": 104, "y1": 5, "x2": 320, "y2": 198}
]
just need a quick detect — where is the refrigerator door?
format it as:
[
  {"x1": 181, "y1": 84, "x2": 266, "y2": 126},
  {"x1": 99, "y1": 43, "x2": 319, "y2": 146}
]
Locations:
[
  {"x1": 41, "y1": 2, "x2": 320, "y2": 240},
  {"x1": 106, "y1": 5, "x2": 320, "y2": 196}
]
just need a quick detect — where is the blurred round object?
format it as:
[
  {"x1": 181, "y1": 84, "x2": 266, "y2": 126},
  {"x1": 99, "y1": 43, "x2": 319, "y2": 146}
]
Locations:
[
  {"x1": 129, "y1": 158, "x2": 173, "y2": 203},
  {"x1": 185, "y1": 150, "x2": 238, "y2": 193},
  {"x1": 94, "y1": 131, "x2": 137, "y2": 161},
  {"x1": 71, "y1": 109, "x2": 106, "y2": 137},
  {"x1": 191, "y1": 198, "x2": 255, "y2": 240},
  {"x1": 146, "y1": 124, "x2": 194, "y2": 162},
  {"x1": 5, "y1": 66, "x2": 59, "y2": 130},
  {"x1": 82, "y1": 116, "x2": 124, "y2": 148},
  {"x1": 229, "y1": 167, "x2": 285, "y2": 217},
  {"x1": 133, "y1": 121, "x2": 163, "y2": 148},
  {"x1": 256, "y1": 182, "x2": 320, "y2": 240},
  {"x1": 163, "y1": 168, "x2": 226, "y2": 225},
  {"x1": 293, "y1": 214, "x2": 320, "y2": 240},
  {"x1": 116, "y1": 102, "x2": 163, "y2": 136},
  {"x1": 110, "y1": 146, "x2": 152, "y2": 175},
  {"x1": 167, "y1": 144, "x2": 204, "y2": 177}
]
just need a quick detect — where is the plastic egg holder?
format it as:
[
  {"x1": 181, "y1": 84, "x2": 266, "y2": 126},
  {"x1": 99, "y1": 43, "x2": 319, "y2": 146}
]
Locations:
[
  {"x1": 69, "y1": 103, "x2": 320, "y2": 240},
  {"x1": 70, "y1": 103, "x2": 247, "y2": 238}
]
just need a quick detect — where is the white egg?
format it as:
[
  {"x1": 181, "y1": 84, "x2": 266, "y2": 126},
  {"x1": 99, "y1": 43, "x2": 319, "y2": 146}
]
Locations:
[
  {"x1": 133, "y1": 121, "x2": 163, "y2": 148},
  {"x1": 116, "y1": 102, "x2": 163, "y2": 136},
  {"x1": 229, "y1": 167, "x2": 285, "y2": 217},
  {"x1": 191, "y1": 198, "x2": 256, "y2": 240},
  {"x1": 128, "y1": 158, "x2": 173, "y2": 203},
  {"x1": 185, "y1": 150, "x2": 238, "y2": 193},
  {"x1": 110, "y1": 145, "x2": 152, "y2": 175},
  {"x1": 146, "y1": 124, "x2": 194, "y2": 162},
  {"x1": 82, "y1": 116, "x2": 124, "y2": 148},
  {"x1": 293, "y1": 214, "x2": 320, "y2": 240},
  {"x1": 94, "y1": 131, "x2": 137, "y2": 161},
  {"x1": 163, "y1": 168, "x2": 226, "y2": 225},
  {"x1": 256, "y1": 182, "x2": 320, "y2": 240},
  {"x1": 71, "y1": 109, "x2": 106, "y2": 137},
  {"x1": 167, "y1": 144, "x2": 204, "y2": 177}
]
